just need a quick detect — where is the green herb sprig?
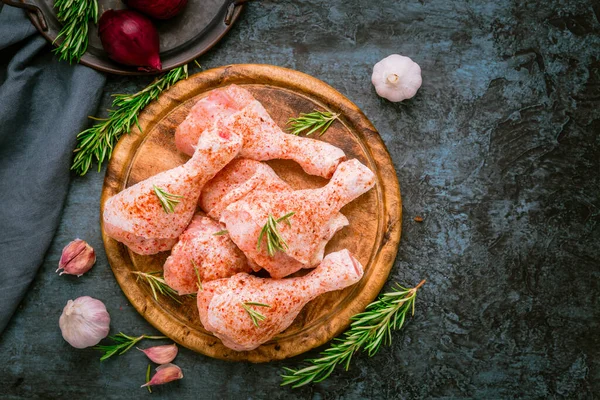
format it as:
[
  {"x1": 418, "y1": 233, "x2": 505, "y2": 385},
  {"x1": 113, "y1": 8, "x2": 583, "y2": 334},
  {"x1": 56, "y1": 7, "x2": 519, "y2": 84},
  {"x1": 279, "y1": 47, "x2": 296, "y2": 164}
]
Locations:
[
  {"x1": 94, "y1": 332, "x2": 167, "y2": 361},
  {"x1": 131, "y1": 270, "x2": 183, "y2": 304},
  {"x1": 281, "y1": 280, "x2": 426, "y2": 388},
  {"x1": 145, "y1": 364, "x2": 152, "y2": 393},
  {"x1": 287, "y1": 110, "x2": 339, "y2": 137},
  {"x1": 53, "y1": 0, "x2": 98, "y2": 63},
  {"x1": 241, "y1": 302, "x2": 271, "y2": 327},
  {"x1": 72, "y1": 63, "x2": 198, "y2": 175},
  {"x1": 153, "y1": 185, "x2": 184, "y2": 214},
  {"x1": 191, "y1": 259, "x2": 203, "y2": 291},
  {"x1": 213, "y1": 229, "x2": 229, "y2": 236},
  {"x1": 257, "y1": 212, "x2": 295, "y2": 256}
]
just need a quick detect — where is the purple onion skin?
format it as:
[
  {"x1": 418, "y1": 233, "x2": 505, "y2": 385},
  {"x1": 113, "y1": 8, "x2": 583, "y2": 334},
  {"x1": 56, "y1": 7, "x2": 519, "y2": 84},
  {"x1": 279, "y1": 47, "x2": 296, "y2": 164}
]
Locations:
[
  {"x1": 123, "y1": 0, "x2": 188, "y2": 20},
  {"x1": 99, "y1": 10, "x2": 162, "y2": 72}
]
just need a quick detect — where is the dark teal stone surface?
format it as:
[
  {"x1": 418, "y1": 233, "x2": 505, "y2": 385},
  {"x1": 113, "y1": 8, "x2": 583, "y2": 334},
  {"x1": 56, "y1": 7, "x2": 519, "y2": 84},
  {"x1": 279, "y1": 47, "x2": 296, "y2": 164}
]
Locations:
[{"x1": 2, "y1": 0, "x2": 599, "y2": 398}]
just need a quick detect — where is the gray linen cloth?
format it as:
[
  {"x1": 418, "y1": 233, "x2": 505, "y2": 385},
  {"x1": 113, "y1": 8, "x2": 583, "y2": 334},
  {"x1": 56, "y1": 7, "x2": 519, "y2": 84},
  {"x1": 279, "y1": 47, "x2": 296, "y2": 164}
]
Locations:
[{"x1": 0, "y1": 7, "x2": 106, "y2": 333}]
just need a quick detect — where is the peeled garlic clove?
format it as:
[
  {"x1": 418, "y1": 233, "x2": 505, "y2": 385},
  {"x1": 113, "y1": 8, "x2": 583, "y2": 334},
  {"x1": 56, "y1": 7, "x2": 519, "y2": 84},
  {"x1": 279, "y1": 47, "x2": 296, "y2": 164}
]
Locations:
[
  {"x1": 371, "y1": 54, "x2": 422, "y2": 102},
  {"x1": 137, "y1": 344, "x2": 178, "y2": 364},
  {"x1": 57, "y1": 239, "x2": 96, "y2": 277},
  {"x1": 59, "y1": 296, "x2": 110, "y2": 348},
  {"x1": 141, "y1": 363, "x2": 183, "y2": 388}
]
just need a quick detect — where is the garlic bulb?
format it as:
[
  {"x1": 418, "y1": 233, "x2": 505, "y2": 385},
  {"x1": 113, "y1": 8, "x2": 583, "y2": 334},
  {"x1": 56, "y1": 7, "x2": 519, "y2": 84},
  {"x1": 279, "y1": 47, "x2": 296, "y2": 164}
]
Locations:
[
  {"x1": 371, "y1": 54, "x2": 422, "y2": 102},
  {"x1": 59, "y1": 296, "x2": 110, "y2": 348}
]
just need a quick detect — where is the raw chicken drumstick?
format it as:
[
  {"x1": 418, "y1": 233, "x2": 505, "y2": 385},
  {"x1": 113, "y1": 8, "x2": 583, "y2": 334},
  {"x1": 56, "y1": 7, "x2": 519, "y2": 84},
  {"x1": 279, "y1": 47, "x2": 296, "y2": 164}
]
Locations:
[
  {"x1": 201, "y1": 158, "x2": 349, "y2": 273},
  {"x1": 163, "y1": 214, "x2": 251, "y2": 295},
  {"x1": 199, "y1": 159, "x2": 291, "y2": 220},
  {"x1": 197, "y1": 249, "x2": 364, "y2": 351},
  {"x1": 175, "y1": 84, "x2": 346, "y2": 179},
  {"x1": 103, "y1": 128, "x2": 242, "y2": 255},
  {"x1": 175, "y1": 85, "x2": 255, "y2": 156},
  {"x1": 221, "y1": 159, "x2": 375, "y2": 278}
]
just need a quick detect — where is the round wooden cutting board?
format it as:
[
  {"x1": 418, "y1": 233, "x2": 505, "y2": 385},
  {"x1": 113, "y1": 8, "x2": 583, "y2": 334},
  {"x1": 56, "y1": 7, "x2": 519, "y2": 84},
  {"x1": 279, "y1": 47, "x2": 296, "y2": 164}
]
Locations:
[{"x1": 100, "y1": 64, "x2": 402, "y2": 362}]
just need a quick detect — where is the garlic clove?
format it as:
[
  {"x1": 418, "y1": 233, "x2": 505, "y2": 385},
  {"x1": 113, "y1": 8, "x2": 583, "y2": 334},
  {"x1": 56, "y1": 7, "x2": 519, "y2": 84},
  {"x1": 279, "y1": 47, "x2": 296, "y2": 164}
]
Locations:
[
  {"x1": 57, "y1": 239, "x2": 96, "y2": 277},
  {"x1": 371, "y1": 54, "x2": 422, "y2": 102},
  {"x1": 59, "y1": 296, "x2": 110, "y2": 348},
  {"x1": 137, "y1": 344, "x2": 178, "y2": 364},
  {"x1": 141, "y1": 363, "x2": 184, "y2": 388}
]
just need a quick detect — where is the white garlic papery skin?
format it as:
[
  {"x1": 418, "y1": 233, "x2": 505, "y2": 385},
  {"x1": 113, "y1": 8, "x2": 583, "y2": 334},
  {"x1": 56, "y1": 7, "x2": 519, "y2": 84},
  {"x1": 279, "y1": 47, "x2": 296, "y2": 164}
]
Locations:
[
  {"x1": 59, "y1": 296, "x2": 110, "y2": 349},
  {"x1": 371, "y1": 54, "x2": 422, "y2": 102}
]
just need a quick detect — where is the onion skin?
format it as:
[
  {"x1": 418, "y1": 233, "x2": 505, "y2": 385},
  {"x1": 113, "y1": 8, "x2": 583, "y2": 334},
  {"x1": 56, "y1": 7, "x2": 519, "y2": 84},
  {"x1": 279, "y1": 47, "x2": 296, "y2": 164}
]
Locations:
[
  {"x1": 123, "y1": 0, "x2": 188, "y2": 20},
  {"x1": 99, "y1": 10, "x2": 162, "y2": 72}
]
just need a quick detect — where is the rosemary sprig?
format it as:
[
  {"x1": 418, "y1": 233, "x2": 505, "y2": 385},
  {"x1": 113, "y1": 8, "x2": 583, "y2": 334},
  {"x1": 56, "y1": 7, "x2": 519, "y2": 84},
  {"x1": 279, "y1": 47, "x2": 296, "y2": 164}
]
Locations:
[
  {"x1": 72, "y1": 63, "x2": 197, "y2": 175},
  {"x1": 191, "y1": 259, "x2": 203, "y2": 291},
  {"x1": 131, "y1": 270, "x2": 183, "y2": 304},
  {"x1": 287, "y1": 110, "x2": 339, "y2": 137},
  {"x1": 213, "y1": 229, "x2": 229, "y2": 236},
  {"x1": 153, "y1": 185, "x2": 184, "y2": 213},
  {"x1": 281, "y1": 280, "x2": 426, "y2": 388},
  {"x1": 94, "y1": 332, "x2": 167, "y2": 361},
  {"x1": 145, "y1": 364, "x2": 152, "y2": 393},
  {"x1": 241, "y1": 302, "x2": 271, "y2": 327},
  {"x1": 257, "y1": 212, "x2": 295, "y2": 256},
  {"x1": 53, "y1": 0, "x2": 98, "y2": 63}
]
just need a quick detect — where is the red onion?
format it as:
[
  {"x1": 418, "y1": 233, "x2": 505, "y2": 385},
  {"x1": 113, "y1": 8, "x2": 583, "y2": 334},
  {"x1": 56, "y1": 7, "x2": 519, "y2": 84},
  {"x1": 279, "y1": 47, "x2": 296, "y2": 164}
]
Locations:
[
  {"x1": 123, "y1": 0, "x2": 188, "y2": 20},
  {"x1": 98, "y1": 10, "x2": 161, "y2": 72}
]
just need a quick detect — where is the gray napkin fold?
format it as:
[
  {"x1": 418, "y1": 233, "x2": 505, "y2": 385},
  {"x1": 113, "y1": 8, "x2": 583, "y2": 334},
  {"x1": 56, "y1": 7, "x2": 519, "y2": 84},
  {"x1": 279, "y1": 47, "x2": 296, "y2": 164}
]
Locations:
[{"x1": 0, "y1": 7, "x2": 106, "y2": 333}]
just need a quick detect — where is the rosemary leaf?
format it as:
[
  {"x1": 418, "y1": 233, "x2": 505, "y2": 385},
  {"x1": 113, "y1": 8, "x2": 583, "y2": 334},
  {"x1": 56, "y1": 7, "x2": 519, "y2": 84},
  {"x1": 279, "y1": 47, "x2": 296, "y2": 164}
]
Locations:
[
  {"x1": 94, "y1": 332, "x2": 167, "y2": 361},
  {"x1": 257, "y1": 212, "x2": 295, "y2": 256},
  {"x1": 241, "y1": 302, "x2": 271, "y2": 327},
  {"x1": 131, "y1": 270, "x2": 183, "y2": 304},
  {"x1": 213, "y1": 229, "x2": 229, "y2": 236},
  {"x1": 53, "y1": 0, "x2": 98, "y2": 63},
  {"x1": 146, "y1": 364, "x2": 152, "y2": 393},
  {"x1": 191, "y1": 259, "x2": 203, "y2": 291},
  {"x1": 72, "y1": 64, "x2": 197, "y2": 175},
  {"x1": 287, "y1": 111, "x2": 339, "y2": 137},
  {"x1": 281, "y1": 280, "x2": 425, "y2": 388},
  {"x1": 152, "y1": 185, "x2": 184, "y2": 214}
]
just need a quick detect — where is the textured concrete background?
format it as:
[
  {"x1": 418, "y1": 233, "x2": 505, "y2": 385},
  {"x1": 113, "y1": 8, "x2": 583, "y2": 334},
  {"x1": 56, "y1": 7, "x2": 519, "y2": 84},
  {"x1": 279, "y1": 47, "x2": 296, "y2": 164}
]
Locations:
[{"x1": 2, "y1": 0, "x2": 599, "y2": 398}]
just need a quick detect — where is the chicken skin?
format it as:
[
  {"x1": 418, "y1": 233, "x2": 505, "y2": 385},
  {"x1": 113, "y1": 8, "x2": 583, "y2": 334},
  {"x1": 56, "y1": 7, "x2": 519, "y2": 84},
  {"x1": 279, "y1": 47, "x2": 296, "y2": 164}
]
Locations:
[
  {"x1": 163, "y1": 214, "x2": 251, "y2": 295},
  {"x1": 175, "y1": 84, "x2": 346, "y2": 179},
  {"x1": 175, "y1": 84, "x2": 254, "y2": 156},
  {"x1": 199, "y1": 159, "x2": 291, "y2": 220},
  {"x1": 197, "y1": 249, "x2": 364, "y2": 351},
  {"x1": 103, "y1": 127, "x2": 242, "y2": 255},
  {"x1": 221, "y1": 159, "x2": 375, "y2": 278}
]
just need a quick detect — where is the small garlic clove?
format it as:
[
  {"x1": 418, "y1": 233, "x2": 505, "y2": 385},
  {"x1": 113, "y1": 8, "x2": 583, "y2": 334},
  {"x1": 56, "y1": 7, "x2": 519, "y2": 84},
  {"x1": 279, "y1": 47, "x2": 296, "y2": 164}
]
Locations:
[
  {"x1": 141, "y1": 363, "x2": 183, "y2": 388},
  {"x1": 57, "y1": 239, "x2": 96, "y2": 277},
  {"x1": 137, "y1": 344, "x2": 178, "y2": 364},
  {"x1": 59, "y1": 296, "x2": 110, "y2": 348}
]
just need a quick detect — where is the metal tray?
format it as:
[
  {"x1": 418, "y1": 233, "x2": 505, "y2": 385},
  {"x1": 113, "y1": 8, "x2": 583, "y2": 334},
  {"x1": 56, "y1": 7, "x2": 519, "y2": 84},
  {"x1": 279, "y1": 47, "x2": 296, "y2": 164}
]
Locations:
[{"x1": 2, "y1": 0, "x2": 246, "y2": 75}]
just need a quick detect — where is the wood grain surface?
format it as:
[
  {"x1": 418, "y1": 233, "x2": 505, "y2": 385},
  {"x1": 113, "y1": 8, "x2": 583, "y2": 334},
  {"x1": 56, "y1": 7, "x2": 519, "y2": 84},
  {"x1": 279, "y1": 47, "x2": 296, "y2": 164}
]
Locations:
[{"x1": 100, "y1": 64, "x2": 402, "y2": 362}]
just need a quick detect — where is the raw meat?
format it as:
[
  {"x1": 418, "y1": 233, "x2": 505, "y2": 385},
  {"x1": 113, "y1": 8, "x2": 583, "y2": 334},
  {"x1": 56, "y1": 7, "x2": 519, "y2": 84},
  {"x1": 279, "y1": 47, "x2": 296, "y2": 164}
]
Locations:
[
  {"x1": 197, "y1": 249, "x2": 364, "y2": 351},
  {"x1": 163, "y1": 214, "x2": 250, "y2": 295},
  {"x1": 103, "y1": 127, "x2": 242, "y2": 255},
  {"x1": 175, "y1": 84, "x2": 254, "y2": 156},
  {"x1": 199, "y1": 159, "x2": 291, "y2": 220},
  {"x1": 221, "y1": 159, "x2": 375, "y2": 278},
  {"x1": 176, "y1": 84, "x2": 346, "y2": 178}
]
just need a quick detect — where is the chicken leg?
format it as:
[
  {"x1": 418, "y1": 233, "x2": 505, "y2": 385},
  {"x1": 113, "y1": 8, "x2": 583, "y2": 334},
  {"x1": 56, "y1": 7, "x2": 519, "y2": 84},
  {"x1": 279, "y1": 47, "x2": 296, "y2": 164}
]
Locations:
[
  {"x1": 175, "y1": 85, "x2": 254, "y2": 155},
  {"x1": 103, "y1": 128, "x2": 242, "y2": 255},
  {"x1": 197, "y1": 249, "x2": 364, "y2": 351},
  {"x1": 175, "y1": 84, "x2": 346, "y2": 179},
  {"x1": 199, "y1": 159, "x2": 291, "y2": 220},
  {"x1": 221, "y1": 159, "x2": 375, "y2": 278},
  {"x1": 163, "y1": 214, "x2": 251, "y2": 295}
]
